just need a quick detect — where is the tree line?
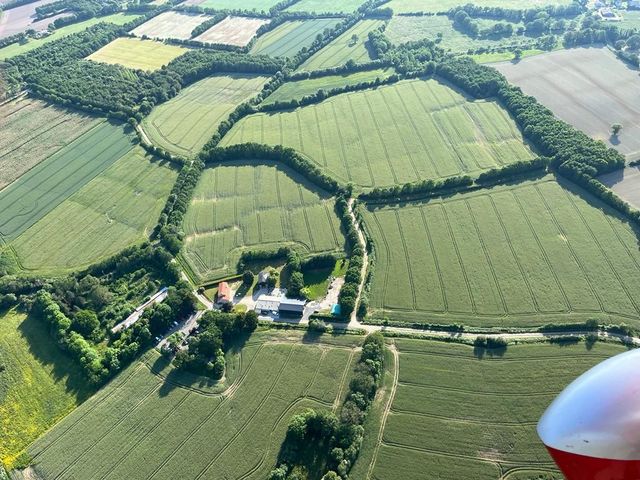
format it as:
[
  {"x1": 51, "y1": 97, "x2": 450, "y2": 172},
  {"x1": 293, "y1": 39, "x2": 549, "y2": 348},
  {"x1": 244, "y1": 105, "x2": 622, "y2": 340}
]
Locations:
[
  {"x1": 269, "y1": 332, "x2": 385, "y2": 479},
  {"x1": 335, "y1": 196, "x2": 365, "y2": 319},
  {"x1": 172, "y1": 309, "x2": 258, "y2": 378}
]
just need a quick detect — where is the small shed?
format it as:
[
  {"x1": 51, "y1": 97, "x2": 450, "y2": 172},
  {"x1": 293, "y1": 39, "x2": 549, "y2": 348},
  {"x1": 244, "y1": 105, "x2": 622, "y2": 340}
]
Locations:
[
  {"x1": 279, "y1": 298, "x2": 306, "y2": 317},
  {"x1": 217, "y1": 282, "x2": 232, "y2": 304},
  {"x1": 257, "y1": 270, "x2": 271, "y2": 287}
]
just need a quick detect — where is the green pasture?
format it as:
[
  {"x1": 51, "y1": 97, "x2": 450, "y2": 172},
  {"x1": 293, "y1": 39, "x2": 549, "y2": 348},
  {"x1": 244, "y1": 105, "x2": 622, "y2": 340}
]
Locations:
[
  {"x1": 363, "y1": 176, "x2": 640, "y2": 328},
  {"x1": 0, "y1": 13, "x2": 142, "y2": 60},
  {"x1": 0, "y1": 122, "x2": 136, "y2": 245},
  {"x1": 364, "y1": 339, "x2": 624, "y2": 480},
  {"x1": 181, "y1": 162, "x2": 345, "y2": 282},
  {"x1": 299, "y1": 19, "x2": 385, "y2": 71},
  {"x1": 303, "y1": 259, "x2": 348, "y2": 300},
  {"x1": 0, "y1": 309, "x2": 91, "y2": 470},
  {"x1": 87, "y1": 37, "x2": 188, "y2": 71},
  {"x1": 262, "y1": 68, "x2": 394, "y2": 105},
  {"x1": 23, "y1": 331, "x2": 359, "y2": 479},
  {"x1": 251, "y1": 18, "x2": 342, "y2": 58},
  {"x1": 142, "y1": 74, "x2": 269, "y2": 157},
  {"x1": 10, "y1": 147, "x2": 177, "y2": 274},
  {"x1": 183, "y1": 0, "x2": 282, "y2": 11},
  {"x1": 385, "y1": 0, "x2": 574, "y2": 14},
  {"x1": 385, "y1": 15, "x2": 529, "y2": 53},
  {"x1": 0, "y1": 96, "x2": 100, "y2": 190},
  {"x1": 221, "y1": 78, "x2": 535, "y2": 189},
  {"x1": 285, "y1": 0, "x2": 366, "y2": 13}
]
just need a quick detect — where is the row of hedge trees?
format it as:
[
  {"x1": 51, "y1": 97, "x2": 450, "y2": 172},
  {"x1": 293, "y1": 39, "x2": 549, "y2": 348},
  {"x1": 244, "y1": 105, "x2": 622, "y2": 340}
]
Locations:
[
  {"x1": 436, "y1": 56, "x2": 634, "y2": 222},
  {"x1": 269, "y1": 332, "x2": 385, "y2": 479},
  {"x1": 335, "y1": 197, "x2": 364, "y2": 319}
]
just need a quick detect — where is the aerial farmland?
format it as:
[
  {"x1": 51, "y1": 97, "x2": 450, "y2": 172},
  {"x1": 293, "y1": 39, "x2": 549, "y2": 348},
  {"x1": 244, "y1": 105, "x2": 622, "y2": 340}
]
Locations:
[{"x1": 2, "y1": 0, "x2": 640, "y2": 479}]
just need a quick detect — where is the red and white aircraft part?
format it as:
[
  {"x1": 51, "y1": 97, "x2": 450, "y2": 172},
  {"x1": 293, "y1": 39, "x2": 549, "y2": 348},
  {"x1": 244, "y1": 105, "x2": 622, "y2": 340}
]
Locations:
[{"x1": 538, "y1": 349, "x2": 640, "y2": 480}]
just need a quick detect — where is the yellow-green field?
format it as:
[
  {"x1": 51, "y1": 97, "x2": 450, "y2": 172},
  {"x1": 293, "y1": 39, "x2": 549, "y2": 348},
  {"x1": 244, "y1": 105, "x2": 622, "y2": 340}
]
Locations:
[
  {"x1": 181, "y1": 162, "x2": 345, "y2": 282},
  {"x1": 142, "y1": 74, "x2": 269, "y2": 157},
  {"x1": 87, "y1": 37, "x2": 188, "y2": 71},
  {"x1": 299, "y1": 19, "x2": 386, "y2": 71},
  {"x1": 10, "y1": 147, "x2": 177, "y2": 274},
  {"x1": 0, "y1": 309, "x2": 91, "y2": 470},
  {"x1": 0, "y1": 13, "x2": 142, "y2": 60},
  {"x1": 221, "y1": 78, "x2": 535, "y2": 189},
  {"x1": 354, "y1": 339, "x2": 625, "y2": 480}
]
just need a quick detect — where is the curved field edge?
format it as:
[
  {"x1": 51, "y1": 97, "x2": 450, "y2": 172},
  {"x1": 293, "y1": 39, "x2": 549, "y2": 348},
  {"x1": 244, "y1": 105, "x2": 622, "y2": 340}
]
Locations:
[
  {"x1": 179, "y1": 161, "x2": 346, "y2": 284},
  {"x1": 18, "y1": 331, "x2": 363, "y2": 480},
  {"x1": 220, "y1": 77, "x2": 536, "y2": 190},
  {"x1": 0, "y1": 309, "x2": 92, "y2": 470}
]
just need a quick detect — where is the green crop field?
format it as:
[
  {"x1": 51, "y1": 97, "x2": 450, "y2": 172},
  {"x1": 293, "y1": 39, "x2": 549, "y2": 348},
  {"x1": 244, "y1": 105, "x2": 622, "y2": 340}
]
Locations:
[
  {"x1": 385, "y1": 15, "x2": 528, "y2": 53},
  {"x1": 262, "y1": 68, "x2": 394, "y2": 105},
  {"x1": 221, "y1": 78, "x2": 535, "y2": 189},
  {"x1": 362, "y1": 176, "x2": 640, "y2": 328},
  {"x1": 87, "y1": 37, "x2": 188, "y2": 71},
  {"x1": 0, "y1": 309, "x2": 91, "y2": 470},
  {"x1": 298, "y1": 19, "x2": 385, "y2": 71},
  {"x1": 181, "y1": 0, "x2": 282, "y2": 11},
  {"x1": 181, "y1": 162, "x2": 345, "y2": 282},
  {"x1": 0, "y1": 13, "x2": 142, "y2": 60},
  {"x1": 0, "y1": 122, "x2": 136, "y2": 245},
  {"x1": 251, "y1": 18, "x2": 342, "y2": 58},
  {"x1": 358, "y1": 338, "x2": 625, "y2": 480},
  {"x1": 285, "y1": 0, "x2": 366, "y2": 13},
  {"x1": 24, "y1": 331, "x2": 360, "y2": 480},
  {"x1": 385, "y1": 0, "x2": 574, "y2": 14},
  {"x1": 0, "y1": 96, "x2": 101, "y2": 190},
  {"x1": 10, "y1": 147, "x2": 177, "y2": 274},
  {"x1": 142, "y1": 74, "x2": 269, "y2": 157}
]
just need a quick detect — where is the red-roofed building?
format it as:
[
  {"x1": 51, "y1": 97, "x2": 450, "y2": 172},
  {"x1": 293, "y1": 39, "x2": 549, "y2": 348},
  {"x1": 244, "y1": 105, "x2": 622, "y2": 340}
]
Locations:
[{"x1": 216, "y1": 282, "x2": 232, "y2": 304}]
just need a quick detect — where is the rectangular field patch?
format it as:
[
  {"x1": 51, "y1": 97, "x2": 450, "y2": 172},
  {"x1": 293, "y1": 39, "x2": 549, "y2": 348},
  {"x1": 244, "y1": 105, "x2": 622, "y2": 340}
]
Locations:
[
  {"x1": 142, "y1": 73, "x2": 269, "y2": 157},
  {"x1": 194, "y1": 16, "x2": 269, "y2": 47},
  {"x1": 130, "y1": 11, "x2": 212, "y2": 41},
  {"x1": 285, "y1": 0, "x2": 366, "y2": 13},
  {"x1": 0, "y1": 122, "x2": 136, "y2": 244},
  {"x1": 180, "y1": 0, "x2": 283, "y2": 11},
  {"x1": 11, "y1": 147, "x2": 178, "y2": 274},
  {"x1": 87, "y1": 37, "x2": 188, "y2": 71},
  {"x1": 495, "y1": 48, "x2": 640, "y2": 158},
  {"x1": 0, "y1": 96, "x2": 101, "y2": 190},
  {"x1": 250, "y1": 18, "x2": 342, "y2": 58},
  {"x1": 361, "y1": 176, "x2": 640, "y2": 328},
  {"x1": 385, "y1": 0, "x2": 573, "y2": 13},
  {"x1": 298, "y1": 19, "x2": 385, "y2": 71}
]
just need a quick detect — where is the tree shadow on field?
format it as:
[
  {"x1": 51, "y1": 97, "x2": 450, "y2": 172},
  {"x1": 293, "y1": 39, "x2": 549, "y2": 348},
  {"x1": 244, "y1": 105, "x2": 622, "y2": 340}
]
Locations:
[
  {"x1": 151, "y1": 354, "x2": 221, "y2": 398},
  {"x1": 555, "y1": 174, "x2": 640, "y2": 251},
  {"x1": 17, "y1": 310, "x2": 93, "y2": 402},
  {"x1": 473, "y1": 344, "x2": 507, "y2": 359}
]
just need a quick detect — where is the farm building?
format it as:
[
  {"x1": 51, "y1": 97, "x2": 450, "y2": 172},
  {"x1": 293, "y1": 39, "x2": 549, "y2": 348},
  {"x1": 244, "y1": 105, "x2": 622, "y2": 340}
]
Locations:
[
  {"x1": 279, "y1": 298, "x2": 306, "y2": 317},
  {"x1": 216, "y1": 282, "x2": 232, "y2": 304},
  {"x1": 255, "y1": 294, "x2": 282, "y2": 314}
]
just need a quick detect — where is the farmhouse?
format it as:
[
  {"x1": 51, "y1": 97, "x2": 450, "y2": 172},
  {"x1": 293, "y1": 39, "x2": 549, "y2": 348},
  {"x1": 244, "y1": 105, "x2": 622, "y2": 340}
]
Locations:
[
  {"x1": 216, "y1": 281, "x2": 232, "y2": 304},
  {"x1": 598, "y1": 7, "x2": 621, "y2": 20}
]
